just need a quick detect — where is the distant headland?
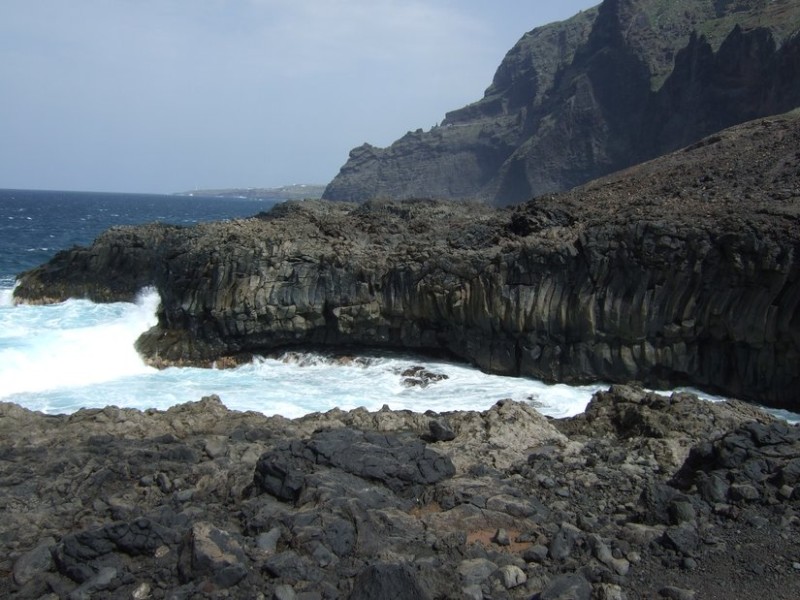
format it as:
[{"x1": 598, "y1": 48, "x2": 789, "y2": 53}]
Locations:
[{"x1": 175, "y1": 184, "x2": 325, "y2": 201}]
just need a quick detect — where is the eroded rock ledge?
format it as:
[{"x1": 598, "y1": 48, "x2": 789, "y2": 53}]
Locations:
[
  {"x1": 14, "y1": 112, "x2": 800, "y2": 410},
  {"x1": 2, "y1": 387, "x2": 798, "y2": 599}
]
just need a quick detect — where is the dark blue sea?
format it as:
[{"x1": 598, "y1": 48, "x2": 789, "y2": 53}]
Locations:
[
  {"x1": 2, "y1": 188, "x2": 784, "y2": 421},
  {"x1": 0, "y1": 188, "x2": 281, "y2": 288},
  {"x1": 0, "y1": 188, "x2": 611, "y2": 417}
]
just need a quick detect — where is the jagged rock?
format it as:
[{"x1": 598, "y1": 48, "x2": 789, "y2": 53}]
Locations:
[
  {"x1": 660, "y1": 524, "x2": 701, "y2": 557},
  {"x1": 549, "y1": 523, "x2": 582, "y2": 561},
  {"x1": 670, "y1": 420, "x2": 800, "y2": 508},
  {"x1": 458, "y1": 558, "x2": 498, "y2": 587},
  {"x1": 12, "y1": 537, "x2": 55, "y2": 586},
  {"x1": 595, "y1": 584, "x2": 627, "y2": 600},
  {"x1": 253, "y1": 428, "x2": 456, "y2": 503},
  {"x1": 497, "y1": 564, "x2": 527, "y2": 589},
  {"x1": 1, "y1": 389, "x2": 799, "y2": 599},
  {"x1": 263, "y1": 551, "x2": 322, "y2": 584},
  {"x1": 729, "y1": 483, "x2": 760, "y2": 502},
  {"x1": 588, "y1": 534, "x2": 613, "y2": 565},
  {"x1": 53, "y1": 518, "x2": 179, "y2": 584},
  {"x1": 256, "y1": 527, "x2": 282, "y2": 554},
  {"x1": 323, "y1": 1, "x2": 800, "y2": 206},
  {"x1": 66, "y1": 566, "x2": 117, "y2": 600},
  {"x1": 177, "y1": 522, "x2": 248, "y2": 589},
  {"x1": 427, "y1": 418, "x2": 456, "y2": 442},
  {"x1": 694, "y1": 472, "x2": 730, "y2": 505},
  {"x1": 349, "y1": 563, "x2": 431, "y2": 600},
  {"x1": 557, "y1": 385, "x2": 775, "y2": 468},
  {"x1": 400, "y1": 366, "x2": 449, "y2": 388},
  {"x1": 522, "y1": 544, "x2": 549, "y2": 564}
]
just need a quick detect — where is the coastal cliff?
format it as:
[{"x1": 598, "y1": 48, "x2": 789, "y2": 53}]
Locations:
[
  {"x1": 322, "y1": 0, "x2": 800, "y2": 205},
  {"x1": 14, "y1": 110, "x2": 800, "y2": 410}
]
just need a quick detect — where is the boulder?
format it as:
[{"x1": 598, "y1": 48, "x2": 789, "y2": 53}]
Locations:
[
  {"x1": 349, "y1": 563, "x2": 431, "y2": 600},
  {"x1": 1, "y1": 391, "x2": 799, "y2": 599},
  {"x1": 177, "y1": 522, "x2": 248, "y2": 589},
  {"x1": 427, "y1": 418, "x2": 457, "y2": 442},
  {"x1": 12, "y1": 538, "x2": 55, "y2": 586},
  {"x1": 54, "y1": 519, "x2": 179, "y2": 583},
  {"x1": 671, "y1": 420, "x2": 800, "y2": 508},
  {"x1": 253, "y1": 428, "x2": 456, "y2": 503}
]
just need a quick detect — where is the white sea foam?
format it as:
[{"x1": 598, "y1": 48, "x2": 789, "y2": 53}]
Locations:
[
  {"x1": 0, "y1": 287, "x2": 605, "y2": 417},
  {"x1": 0, "y1": 288, "x2": 159, "y2": 399},
  {"x1": 0, "y1": 286, "x2": 797, "y2": 423}
]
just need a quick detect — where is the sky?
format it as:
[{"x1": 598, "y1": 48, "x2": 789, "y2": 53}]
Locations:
[{"x1": 1, "y1": 0, "x2": 599, "y2": 194}]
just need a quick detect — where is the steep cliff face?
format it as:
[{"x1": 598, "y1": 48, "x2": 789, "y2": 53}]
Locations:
[
  {"x1": 15, "y1": 110, "x2": 800, "y2": 410},
  {"x1": 322, "y1": 0, "x2": 800, "y2": 206}
]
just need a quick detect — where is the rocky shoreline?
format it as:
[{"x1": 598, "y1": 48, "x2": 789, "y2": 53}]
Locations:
[
  {"x1": 2, "y1": 386, "x2": 799, "y2": 599},
  {"x1": 7, "y1": 106, "x2": 800, "y2": 599},
  {"x1": 14, "y1": 110, "x2": 800, "y2": 410}
]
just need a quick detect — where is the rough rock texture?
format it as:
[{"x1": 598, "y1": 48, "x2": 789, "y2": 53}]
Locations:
[
  {"x1": 322, "y1": 0, "x2": 800, "y2": 206},
  {"x1": 15, "y1": 110, "x2": 800, "y2": 410},
  {"x1": 1, "y1": 387, "x2": 798, "y2": 599}
]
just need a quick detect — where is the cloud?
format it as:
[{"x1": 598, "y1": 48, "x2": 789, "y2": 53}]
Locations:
[
  {"x1": 246, "y1": 0, "x2": 486, "y2": 72},
  {"x1": 0, "y1": 0, "x2": 597, "y2": 192}
]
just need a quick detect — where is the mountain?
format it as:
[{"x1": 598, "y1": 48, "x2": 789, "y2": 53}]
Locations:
[{"x1": 322, "y1": 0, "x2": 800, "y2": 206}]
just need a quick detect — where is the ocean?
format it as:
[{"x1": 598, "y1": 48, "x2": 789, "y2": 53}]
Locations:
[{"x1": 0, "y1": 188, "x2": 786, "y2": 421}]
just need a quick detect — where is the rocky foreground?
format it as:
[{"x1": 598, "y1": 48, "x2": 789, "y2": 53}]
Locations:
[
  {"x1": 2, "y1": 386, "x2": 799, "y2": 599},
  {"x1": 14, "y1": 110, "x2": 800, "y2": 410}
]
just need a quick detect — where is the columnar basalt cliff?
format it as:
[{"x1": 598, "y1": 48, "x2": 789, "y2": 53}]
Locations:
[
  {"x1": 14, "y1": 110, "x2": 800, "y2": 410},
  {"x1": 322, "y1": 0, "x2": 800, "y2": 206}
]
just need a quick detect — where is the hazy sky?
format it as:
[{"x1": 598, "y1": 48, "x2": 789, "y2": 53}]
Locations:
[{"x1": 1, "y1": 1, "x2": 599, "y2": 194}]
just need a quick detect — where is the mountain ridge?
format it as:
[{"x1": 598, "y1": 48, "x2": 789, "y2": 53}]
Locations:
[{"x1": 323, "y1": 0, "x2": 800, "y2": 206}]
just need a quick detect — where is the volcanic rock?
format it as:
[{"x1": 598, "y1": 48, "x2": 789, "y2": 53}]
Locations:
[
  {"x1": 14, "y1": 109, "x2": 800, "y2": 411},
  {"x1": 427, "y1": 418, "x2": 457, "y2": 442},
  {"x1": 348, "y1": 563, "x2": 431, "y2": 600},
  {"x1": 1, "y1": 387, "x2": 798, "y2": 598},
  {"x1": 323, "y1": 0, "x2": 800, "y2": 206},
  {"x1": 400, "y1": 366, "x2": 449, "y2": 388}
]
